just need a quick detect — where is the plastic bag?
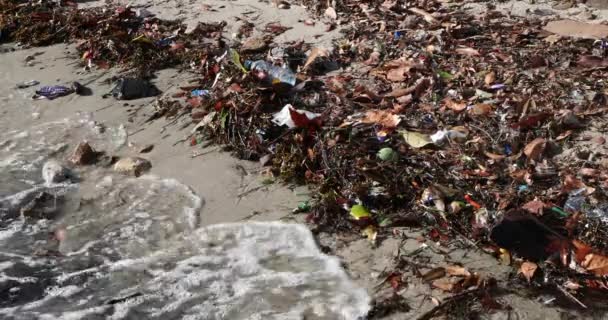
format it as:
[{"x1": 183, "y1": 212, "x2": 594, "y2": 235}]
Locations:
[{"x1": 110, "y1": 78, "x2": 160, "y2": 100}]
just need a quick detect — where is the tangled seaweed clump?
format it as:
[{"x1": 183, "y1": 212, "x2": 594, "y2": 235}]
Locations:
[
  {"x1": 4, "y1": 0, "x2": 608, "y2": 315},
  {"x1": 1, "y1": 1, "x2": 226, "y2": 75}
]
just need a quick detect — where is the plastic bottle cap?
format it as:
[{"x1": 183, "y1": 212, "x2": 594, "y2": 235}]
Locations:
[{"x1": 243, "y1": 60, "x2": 252, "y2": 70}]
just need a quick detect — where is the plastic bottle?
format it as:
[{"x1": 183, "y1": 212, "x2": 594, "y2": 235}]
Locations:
[
  {"x1": 243, "y1": 60, "x2": 296, "y2": 86},
  {"x1": 564, "y1": 188, "x2": 608, "y2": 223},
  {"x1": 109, "y1": 124, "x2": 128, "y2": 151}
]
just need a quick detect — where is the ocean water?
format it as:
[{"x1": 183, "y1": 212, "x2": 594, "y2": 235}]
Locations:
[{"x1": 0, "y1": 116, "x2": 370, "y2": 319}]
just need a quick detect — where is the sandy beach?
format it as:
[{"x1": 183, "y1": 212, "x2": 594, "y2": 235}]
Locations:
[{"x1": 3, "y1": 0, "x2": 608, "y2": 318}]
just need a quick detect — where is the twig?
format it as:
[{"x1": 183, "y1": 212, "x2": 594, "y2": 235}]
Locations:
[
  {"x1": 415, "y1": 288, "x2": 480, "y2": 320},
  {"x1": 191, "y1": 147, "x2": 219, "y2": 158},
  {"x1": 94, "y1": 104, "x2": 114, "y2": 112},
  {"x1": 237, "y1": 185, "x2": 267, "y2": 198},
  {"x1": 556, "y1": 284, "x2": 587, "y2": 309},
  {"x1": 468, "y1": 123, "x2": 496, "y2": 145}
]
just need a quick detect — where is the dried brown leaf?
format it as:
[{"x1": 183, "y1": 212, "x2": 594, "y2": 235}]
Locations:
[
  {"x1": 361, "y1": 109, "x2": 401, "y2": 128},
  {"x1": 578, "y1": 55, "x2": 608, "y2": 68},
  {"x1": 470, "y1": 103, "x2": 492, "y2": 116},
  {"x1": 484, "y1": 152, "x2": 506, "y2": 160},
  {"x1": 409, "y1": 8, "x2": 438, "y2": 24},
  {"x1": 523, "y1": 138, "x2": 546, "y2": 161},
  {"x1": 562, "y1": 175, "x2": 593, "y2": 194},
  {"x1": 444, "y1": 98, "x2": 467, "y2": 112},
  {"x1": 386, "y1": 66, "x2": 409, "y2": 82},
  {"x1": 422, "y1": 267, "x2": 446, "y2": 281},
  {"x1": 303, "y1": 47, "x2": 329, "y2": 70},
  {"x1": 432, "y1": 278, "x2": 455, "y2": 292},
  {"x1": 376, "y1": 58, "x2": 423, "y2": 82},
  {"x1": 455, "y1": 46, "x2": 480, "y2": 56},
  {"x1": 519, "y1": 261, "x2": 538, "y2": 282},
  {"x1": 445, "y1": 265, "x2": 471, "y2": 277},
  {"x1": 582, "y1": 253, "x2": 608, "y2": 276},
  {"x1": 556, "y1": 130, "x2": 573, "y2": 141},
  {"x1": 484, "y1": 71, "x2": 496, "y2": 85},
  {"x1": 572, "y1": 239, "x2": 593, "y2": 263},
  {"x1": 522, "y1": 200, "x2": 546, "y2": 215},
  {"x1": 579, "y1": 168, "x2": 599, "y2": 177}
]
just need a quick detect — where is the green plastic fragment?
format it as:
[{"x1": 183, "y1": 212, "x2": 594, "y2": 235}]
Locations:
[
  {"x1": 551, "y1": 206, "x2": 569, "y2": 217},
  {"x1": 298, "y1": 201, "x2": 311, "y2": 211},
  {"x1": 350, "y1": 204, "x2": 371, "y2": 220},
  {"x1": 229, "y1": 48, "x2": 247, "y2": 73},
  {"x1": 377, "y1": 147, "x2": 398, "y2": 162},
  {"x1": 438, "y1": 70, "x2": 453, "y2": 80}
]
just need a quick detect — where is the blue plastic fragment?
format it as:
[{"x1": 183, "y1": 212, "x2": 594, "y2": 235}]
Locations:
[{"x1": 191, "y1": 89, "x2": 210, "y2": 97}]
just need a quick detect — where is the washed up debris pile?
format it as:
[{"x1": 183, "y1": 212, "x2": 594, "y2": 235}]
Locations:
[{"x1": 3, "y1": 0, "x2": 608, "y2": 314}]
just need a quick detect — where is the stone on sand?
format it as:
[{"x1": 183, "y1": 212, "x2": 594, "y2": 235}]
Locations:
[
  {"x1": 113, "y1": 157, "x2": 152, "y2": 177},
  {"x1": 68, "y1": 141, "x2": 97, "y2": 165},
  {"x1": 42, "y1": 160, "x2": 70, "y2": 185}
]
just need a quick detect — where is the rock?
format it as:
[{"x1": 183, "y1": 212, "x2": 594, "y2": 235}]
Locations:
[
  {"x1": 543, "y1": 19, "x2": 608, "y2": 39},
  {"x1": 20, "y1": 191, "x2": 59, "y2": 220},
  {"x1": 139, "y1": 144, "x2": 154, "y2": 153},
  {"x1": 241, "y1": 37, "x2": 268, "y2": 52},
  {"x1": 42, "y1": 160, "x2": 70, "y2": 185},
  {"x1": 113, "y1": 157, "x2": 152, "y2": 177},
  {"x1": 561, "y1": 111, "x2": 584, "y2": 129},
  {"x1": 68, "y1": 141, "x2": 97, "y2": 165},
  {"x1": 97, "y1": 155, "x2": 120, "y2": 168}
]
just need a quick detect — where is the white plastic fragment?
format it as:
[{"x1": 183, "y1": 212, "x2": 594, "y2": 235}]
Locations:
[{"x1": 272, "y1": 104, "x2": 320, "y2": 128}]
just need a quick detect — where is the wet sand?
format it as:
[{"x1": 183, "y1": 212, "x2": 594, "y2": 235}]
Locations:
[
  {"x1": 2, "y1": 0, "x2": 608, "y2": 318},
  {"x1": 0, "y1": 44, "x2": 308, "y2": 225}
]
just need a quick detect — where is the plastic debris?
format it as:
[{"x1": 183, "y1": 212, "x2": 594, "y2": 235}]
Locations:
[
  {"x1": 16, "y1": 80, "x2": 39, "y2": 89},
  {"x1": 109, "y1": 124, "x2": 128, "y2": 151},
  {"x1": 272, "y1": 104, "x2": 320, "y2": 128},
  {"x1": 350, "y1": 204, "x2": 371, "y2": 220},
  {"x1": 33, "y1": 84, "x2": 75, "y2": 100},
  {"x1": 377, "y1": 147, "x2": 398, "y2": 162},
  {"x1": 430, "y1": 129, "x2": 468, "y2": 144},
  {"x1": 244, "y1": 59, "x2": 296, "y2": 86},
  {"x1": 191, "y1": 89, "x2": 210, "y2": 97},
  {"x1": 109, "y1": 78, "x2": 160, "y2": 100}
]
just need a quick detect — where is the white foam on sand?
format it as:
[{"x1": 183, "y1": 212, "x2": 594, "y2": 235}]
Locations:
[
  {"x1": 1, "y1": 222, "x2": 370, "y2": 320},
  {"x1": 0, "y1": 117, "x2": 369, "y2": 320}
]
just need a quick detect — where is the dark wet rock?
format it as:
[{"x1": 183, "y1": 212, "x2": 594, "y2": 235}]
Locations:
[
  {"x1": 19, "y1": 192, "x2": 60, "y2": 220},
  {"x1": 68, "y1": 142, "x2": 97, "y2": 165},
  {"x1": 139, "y1": 144, "x2": 154, "y2": 153},
  {"x1": 0, "y1": 264, "x2": 55, "y2": 308}
]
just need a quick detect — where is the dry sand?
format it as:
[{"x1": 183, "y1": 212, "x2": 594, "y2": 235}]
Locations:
[
  {"x1": 2, "y1": 0, "x2": 607, "y2": 319},
  {"x1": 80, "y1": 0, "x2": 341, "y2": 48}
]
